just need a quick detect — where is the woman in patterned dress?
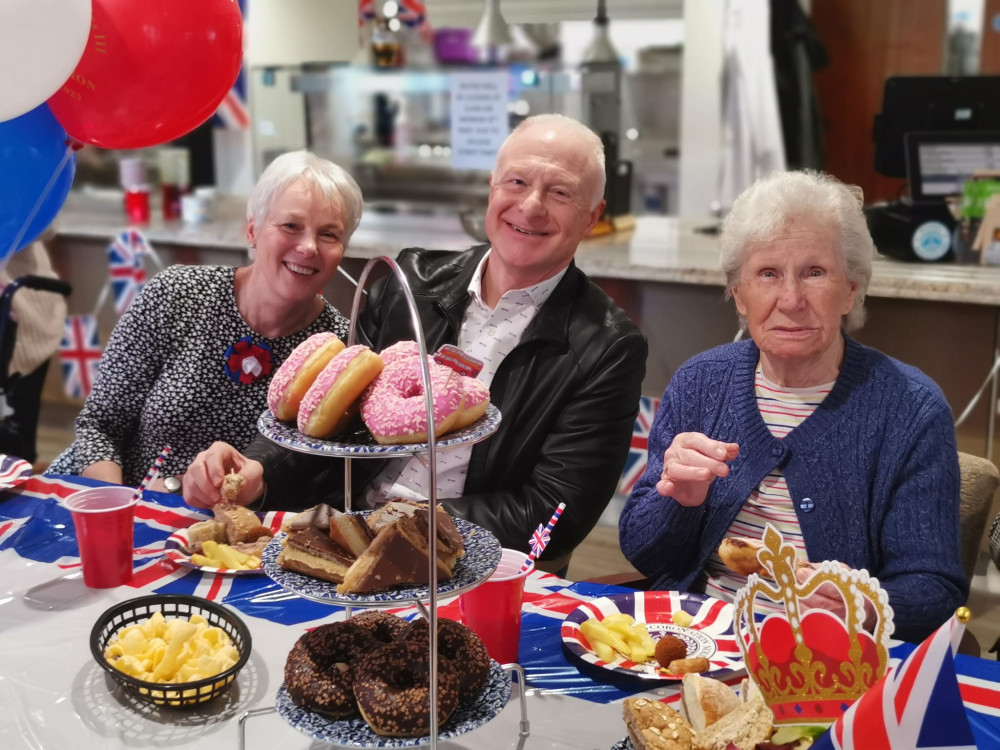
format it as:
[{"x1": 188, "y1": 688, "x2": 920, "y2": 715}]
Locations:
[
  {"x1": 619, "y1": 170, "x2": 966, "y2": 643},
  {"x1": 48, "y1": 151, "x2": 361, "y2": 488}
]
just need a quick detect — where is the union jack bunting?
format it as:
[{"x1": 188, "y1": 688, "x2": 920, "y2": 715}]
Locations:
[
  {"x1": 530, "y1": 523, "x2": 550, "y2": 558},
  {"x1": 617, "y1": 395, "x2": 661, "y2": 496},
  {"x1": 214, "y1": 0, "x2": 250, "y2": 129},
  {"x1": 58, "y1": 315, "x2": 102, "y2": 399},
  {"x1": 106, "y1": 229, "x2": 149, "y2": 315},
  {"x1": 813, "y1": 613, "x2": 976, "y2": 750}
]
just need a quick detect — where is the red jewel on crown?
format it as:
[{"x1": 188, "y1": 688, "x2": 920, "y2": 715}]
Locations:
[
  {"x1": 734, "y1": 524, "x2": 894, "y2": 727},
  {"x1": 224, "y1": 336, "x2": 274, "y2": 384}
]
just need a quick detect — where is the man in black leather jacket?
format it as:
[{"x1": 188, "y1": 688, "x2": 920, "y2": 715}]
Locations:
[{"x1": 183, "y1": 114, "x2": 647, "y2": 571}]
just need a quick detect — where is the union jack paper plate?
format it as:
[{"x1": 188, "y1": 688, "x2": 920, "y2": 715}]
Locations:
[
  {"x1": 561, "y1": 591, "x2": 742, "y2": 681},
  {"x1": 163, "y1": 527, "x2": 267, "y2": 576}
]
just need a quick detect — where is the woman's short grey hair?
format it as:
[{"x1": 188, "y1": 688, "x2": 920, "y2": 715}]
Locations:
[
  {"x1": 720, "y1": 169, "x2": 874, "y2": 332},
  {"x1": 495, "y1": 114, "x2": 606, "y2": 210},
  {"x1": 246, "y1": 151, "x2": 363, "y2": 257}
]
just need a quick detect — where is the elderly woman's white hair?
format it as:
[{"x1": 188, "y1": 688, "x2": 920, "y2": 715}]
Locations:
[
  {"x1": 246, "y1": 150, "x2": 363, "y2": 258},
  {"x1": 720, "y1": 170, "x2": 874, "y2": 332}
]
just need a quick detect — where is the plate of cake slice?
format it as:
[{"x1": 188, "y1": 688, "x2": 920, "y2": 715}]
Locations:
[{"x1": 261, "y1": 500, "x2": 502, "y2": 604}]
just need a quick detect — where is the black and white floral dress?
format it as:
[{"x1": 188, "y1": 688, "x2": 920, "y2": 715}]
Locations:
[{"x1": 48, "y1": 265, "x2": 349, "y2": 485}]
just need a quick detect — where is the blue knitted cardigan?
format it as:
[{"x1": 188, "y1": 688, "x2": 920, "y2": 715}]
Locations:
[{"x1": 619, "y1": 335, "x2": 969, "y2": 643}]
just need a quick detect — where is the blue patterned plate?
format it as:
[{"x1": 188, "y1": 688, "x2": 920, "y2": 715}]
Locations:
[
  {"x1": 561, "y1": 591, "x2": 743, "y2": 681},
  {"x1": 262, "y1": 516, "x2": 501, "y2": 605},
  {"x1": 257, "y1": 404, "x2": 501, "y2": 457},
  {"x1": 276, "y1": 660, "x2": 510, "y2": 746},
  {"x1": 610, "y1": 739, "x2": 633, "y2": 750}
]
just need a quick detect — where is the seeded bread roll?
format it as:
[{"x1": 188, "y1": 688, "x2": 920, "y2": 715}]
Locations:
[{"x1": 623, "y1": 696, "x2": 695, "y2": 750}]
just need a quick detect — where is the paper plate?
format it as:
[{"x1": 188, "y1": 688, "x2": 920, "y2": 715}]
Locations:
[
  {"x1": 561, "y1": 591, "x2": 742, "y2": 680},
  {"x1": 162, "y1": 527, "x2": 268, "y2": 576}
]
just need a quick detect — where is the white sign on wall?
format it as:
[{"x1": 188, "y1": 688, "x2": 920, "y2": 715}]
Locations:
[{"x1": 450, "y1": 71, "x2": 509, "y2": 171}]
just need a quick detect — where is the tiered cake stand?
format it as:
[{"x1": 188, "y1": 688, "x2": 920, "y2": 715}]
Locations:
[{"x1": 241, "y1": 256, "x2": 529, "y2": 749}]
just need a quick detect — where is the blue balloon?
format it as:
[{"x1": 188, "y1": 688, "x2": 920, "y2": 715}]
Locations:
[{"x1": 0, "y1": 103, "x2": 76, "y2": 261}]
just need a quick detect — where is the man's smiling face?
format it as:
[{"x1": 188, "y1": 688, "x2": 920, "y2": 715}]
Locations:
[{"x1": 484, "y1": 122, "x2": 605, "y2": 289}]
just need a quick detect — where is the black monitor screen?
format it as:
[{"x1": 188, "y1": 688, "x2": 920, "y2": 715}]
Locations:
[
  {"x1": 905, "y1": 131, "x2": 1000, "y2": 202},
  {"x1": 873, "y1": 75, "x2": 1000, "y2": 178}
]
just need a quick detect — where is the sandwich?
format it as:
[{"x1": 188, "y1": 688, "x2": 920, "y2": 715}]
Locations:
[{"x1": 623, "y1": 696, "x2": 695, "y2": 750}]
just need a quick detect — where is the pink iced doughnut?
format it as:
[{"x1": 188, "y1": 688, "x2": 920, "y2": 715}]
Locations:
[
  {"x1": 452, "y1": 376, "x2": 490, "y2": 430},
  {"x1": 361, "y1": 358, "x2": 464, "y2": 445},
  {"x1": 379, "y1": 340, "x2": 421, "y2": 367},
  {"x1": 268, "y1": 333, "x2": 345, "y2": 421},
  {"x1": 298, "y1": 345, "x2": 384, "y2": 438}
]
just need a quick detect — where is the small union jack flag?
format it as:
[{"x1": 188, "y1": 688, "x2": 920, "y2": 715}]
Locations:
[
  {"x1": 617, "y1": 395, "x2": 661, "y2": 496},
  {"x1": 58, "y1": 315, "x2": 103, "y2": 399},
  {"x1": 107, "y1": 229, "x2": 149, "y2": 315},
  {"x1": 530, "y1": 523, "x2": 550, "y2": 558},
  {"x1": 214, "y1": 0, "x2": 249, "y2": 130},
  {"x1": 813, "y1": 613, "x2": 976, "y2": 750}
]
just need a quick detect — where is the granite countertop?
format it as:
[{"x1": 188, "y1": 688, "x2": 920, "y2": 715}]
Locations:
[{"x1": 53, "y1": 192, "x2": 1000, "y2": 307}]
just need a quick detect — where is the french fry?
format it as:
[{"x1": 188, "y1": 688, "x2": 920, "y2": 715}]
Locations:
[
  {"x1": 593, "y1": 640, "x2": 616, "y2": 662},
  {"x1": 581, "y1": 619, "x2": 631, "y2": 657},
  {"x1": 581, "y1": 616, "x2": 657, "y2": 663}
]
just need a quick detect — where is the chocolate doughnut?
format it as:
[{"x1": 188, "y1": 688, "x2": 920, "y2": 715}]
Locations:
[
  {"x1": 350, "y1": 610, "x2": 408, "y2": 644},
  {"x1": 284, "y1": 622, "x2": 373, "y2": 718},
  {"x1": 399, "y1": 617, "x2": 491, "y2": 701},
  {"x1": 353, "y1": 639, "x2": 461, "y2": 737}
]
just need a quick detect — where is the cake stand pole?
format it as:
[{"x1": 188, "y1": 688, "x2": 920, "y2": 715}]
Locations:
[{"x1": 347, "y1": 256, "x2": 442, "y2": 748}]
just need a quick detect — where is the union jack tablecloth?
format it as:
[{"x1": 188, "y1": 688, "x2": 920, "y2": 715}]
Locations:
[{"x1": 4, "y1": 475, "x2": 1000, "y2": 747}]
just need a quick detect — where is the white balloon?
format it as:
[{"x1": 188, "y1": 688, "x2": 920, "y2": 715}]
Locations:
[{"x1": 0, "y1": 0, "x2": 92, "y2": 123}]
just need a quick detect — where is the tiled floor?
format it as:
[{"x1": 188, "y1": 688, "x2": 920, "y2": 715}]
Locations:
[{"x1": 34, "y1": 399, "x2": 1000, "y2": 658}]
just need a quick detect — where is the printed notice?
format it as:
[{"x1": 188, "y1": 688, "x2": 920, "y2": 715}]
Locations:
[{"x1": 451, "y1": 71, "x2": 508, "y2": 171}]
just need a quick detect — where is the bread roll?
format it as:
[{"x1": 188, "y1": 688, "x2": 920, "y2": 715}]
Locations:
[
  {"x1": 691, "y1": 696, "x2": 773, "y2": 750},
  {"x1": 680, "y1": 674, "x2": 741, "y2": 732},
  {"x1": 213, "y1": 503, "x2": 271, "y2": 545},
  {"x1": 623, "y1": 696, "x2": 695, "y2": 750}
]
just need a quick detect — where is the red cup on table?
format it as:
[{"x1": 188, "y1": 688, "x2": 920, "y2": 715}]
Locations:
[
  {"x1": 59, "y1": 486, "x2": 137, "y2": 588},
  {"x1": 459, "y1": 548, "x2": 534, "y2": 664}
]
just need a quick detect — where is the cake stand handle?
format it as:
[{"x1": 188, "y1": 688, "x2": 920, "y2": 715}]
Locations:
[
  {"x1": 345, "y1": 255, "x2": 442, "y2": 747},
  {"x1": 237, "y1": 705, "x2": 276, "y2": 750}
]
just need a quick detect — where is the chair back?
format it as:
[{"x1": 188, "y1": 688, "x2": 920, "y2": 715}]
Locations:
[{"x1": 958, "y1": 451, "x2": 1000, "y2": 580}]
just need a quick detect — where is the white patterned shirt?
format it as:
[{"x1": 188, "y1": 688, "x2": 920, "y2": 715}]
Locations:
[
  {"x1": 704, "y1": 364, "x2": 834, "y2": 611},
  {"x1": 361, "y1": 250, "x2": 567, "y2": 507}
]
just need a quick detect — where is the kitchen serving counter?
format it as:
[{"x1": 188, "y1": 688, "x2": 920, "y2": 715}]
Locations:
[{"x1": 51, "y1": 192, "x2": 1000, "y2": 306}]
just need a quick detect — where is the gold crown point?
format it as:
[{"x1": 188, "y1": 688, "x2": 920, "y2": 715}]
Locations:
[{"x1": 956, "y1": 606, "x2": 971, "y2": 624}]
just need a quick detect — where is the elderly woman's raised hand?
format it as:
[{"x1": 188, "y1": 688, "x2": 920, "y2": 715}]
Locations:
[
  {"x1": 657, "y1": 432, "x2": 740, "y2": 507},
  {"x1": 183, "y1": 441, "x2": 264, "y2": 509}
]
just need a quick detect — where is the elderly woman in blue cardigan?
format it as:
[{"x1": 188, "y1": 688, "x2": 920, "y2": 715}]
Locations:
[{"x1": 619, "y1": 170, "x2": 967, "y2": 643}]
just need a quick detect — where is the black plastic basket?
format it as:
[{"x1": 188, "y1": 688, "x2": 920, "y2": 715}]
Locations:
[{"x1": 89, "y1": 594, "x2": 252, "y2": 708}]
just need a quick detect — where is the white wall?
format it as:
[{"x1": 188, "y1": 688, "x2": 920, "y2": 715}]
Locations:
[{"x1": 678, "y1": 1, "x2": 724, "y2": 219}]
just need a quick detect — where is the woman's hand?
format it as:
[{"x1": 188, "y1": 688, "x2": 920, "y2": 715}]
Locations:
[
  {"x1": 182, "y1": 442, "x2": 264, "y2": 509},
  {"x1": 656, "y1": 432, "x2": 739, "y2": 507},
  {"x1": 796, "y1": 563, "x2": 877, "y2": 629},
  {"x1": 81, "y1": 460, "x2": 124, "y2": 485}
]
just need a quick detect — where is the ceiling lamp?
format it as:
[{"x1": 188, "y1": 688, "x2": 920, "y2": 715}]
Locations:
[{"x1": 471, "y1": 0, "x2": 513, "y2": 50}]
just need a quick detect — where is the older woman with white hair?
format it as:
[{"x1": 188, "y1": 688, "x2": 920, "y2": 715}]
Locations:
[
  {"x1": 619, "y1": 170, "x2": 967, "y2": 643},
  {"x1": 49, "y1": 150, "x2": 361, "y2": 487}
]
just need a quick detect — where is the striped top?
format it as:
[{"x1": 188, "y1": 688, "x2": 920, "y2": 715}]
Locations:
[{"x1": 704, "y1": 364, "x2": 834, "y2": 610}]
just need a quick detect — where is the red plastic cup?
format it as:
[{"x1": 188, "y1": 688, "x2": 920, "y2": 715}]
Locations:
[
  {"x1": 60, "y1": 486, "x2": 137, "y2": 588},
  {"x1": 459, "y1": 548, "x2": 534, "y2": 664}
]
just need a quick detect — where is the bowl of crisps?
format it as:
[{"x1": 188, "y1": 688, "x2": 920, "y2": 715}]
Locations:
[{"x1": 89, "y1": 594, "x2": 252, "y2": 707}]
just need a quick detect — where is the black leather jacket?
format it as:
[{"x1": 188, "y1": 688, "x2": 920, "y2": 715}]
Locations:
[{"x1": 246, "y1": 245, "x2": 647, "y2": 564}]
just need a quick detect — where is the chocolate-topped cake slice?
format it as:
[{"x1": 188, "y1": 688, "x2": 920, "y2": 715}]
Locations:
[
  {"x1": 367, "y1": 500, "x2": 465, "y2": 568},
  {"x1": 278, "y1": 526, "x2": 354, "y2": 583},
  {"x1": 337, "y1": 514, "x2": 452, "y2": 594},
  {"x1": 329, "y1": 509, "x2": 375, "y2": 557}
]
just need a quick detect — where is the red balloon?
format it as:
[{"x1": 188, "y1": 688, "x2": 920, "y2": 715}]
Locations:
[{"x1": 47, "y1": 0, "x2": 243, "y2": 149}]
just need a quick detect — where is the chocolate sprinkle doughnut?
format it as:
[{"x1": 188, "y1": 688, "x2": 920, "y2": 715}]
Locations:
[
  {"x1": 353, "y1": 639, "x2": 461, "y2": 737},
  {"x1": 284, "y1": 622, "x2": 373, "y2": 718},
  {"x1": 350, "y1": 610, "x2": 408, "y2": 644},
  {"x1": 399, "y1": 617, "x2": 492, "y2": 700}
]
